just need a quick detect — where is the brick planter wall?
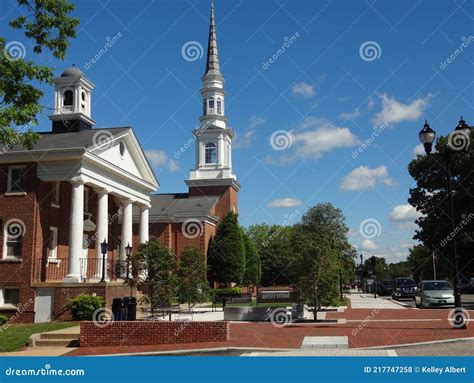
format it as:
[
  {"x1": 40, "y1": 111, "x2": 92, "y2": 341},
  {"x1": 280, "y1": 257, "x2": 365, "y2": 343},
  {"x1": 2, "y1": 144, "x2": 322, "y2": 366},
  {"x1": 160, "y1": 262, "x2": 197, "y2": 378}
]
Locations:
[{"x1": 80, "y1": 321, "x2": 230, "y2": 347}]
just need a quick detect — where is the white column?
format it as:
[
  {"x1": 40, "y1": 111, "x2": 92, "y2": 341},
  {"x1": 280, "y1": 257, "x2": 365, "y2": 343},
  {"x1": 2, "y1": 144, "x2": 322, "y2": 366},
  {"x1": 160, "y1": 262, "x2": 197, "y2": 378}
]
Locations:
[
  {"x1": 94, "y1": 189, "x2": 109, "y2": 279},
  {"x1": 120, "y1": 199, "x2": 133, "y2": 261},
  {"x1": 139, "y1": 207, "x2": 149, "y2": 244},
  {"x1": 218, "y1": 135, "x2": 224, "y2": 166},
  {"x1": 64, "y1": 179, "x2": 84, "y2": 282}
]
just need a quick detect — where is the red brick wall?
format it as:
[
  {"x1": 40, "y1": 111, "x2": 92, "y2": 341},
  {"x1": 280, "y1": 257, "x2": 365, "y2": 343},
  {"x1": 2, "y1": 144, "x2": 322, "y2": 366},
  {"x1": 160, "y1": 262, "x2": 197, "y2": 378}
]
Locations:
[
  {"x1": 0, "y1": 163, "x2": 39, "y2": 322},
  {"x1": 80, "y1": 320, "x2": 230, "y2": 347},
  {"x1": 189, "y1": 185, "x2": 238, "y2": 217},
  {"x1": 52, "y1": 284, "x2": 133, "y2": 321}
]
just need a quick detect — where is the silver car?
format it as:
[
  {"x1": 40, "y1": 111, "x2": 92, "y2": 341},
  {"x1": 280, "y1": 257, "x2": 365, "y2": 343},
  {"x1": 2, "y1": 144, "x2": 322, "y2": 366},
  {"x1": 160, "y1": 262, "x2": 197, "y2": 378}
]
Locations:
[{"x1": 415, "y1": 280, "x2": 455, "y2": 308}]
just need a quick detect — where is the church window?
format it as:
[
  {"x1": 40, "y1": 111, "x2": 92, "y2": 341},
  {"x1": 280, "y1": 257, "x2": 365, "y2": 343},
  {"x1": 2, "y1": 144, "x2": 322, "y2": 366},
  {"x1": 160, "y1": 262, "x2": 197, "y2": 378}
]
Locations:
[
  {"x1": 63, "y1": 90, "x2": 73, "y2": 106},
  {"x1": 205, "y1": 142, "x2": 217, "y2": 164},
  {"x1": 208, "y1": 98, "x2": 214, "y2": 110},
  {"x1": 203, "y1": 99, "x2": 207, "y2": 115},
  {"x1": 217, "y1": 100, "x2": 222, "y2": 114},
  {"x1": 81, "y1": 92, "x2": 86, "y2": 110},
  {"x1": 119, "y1": 141, "x2": 126, "y2": 157}
]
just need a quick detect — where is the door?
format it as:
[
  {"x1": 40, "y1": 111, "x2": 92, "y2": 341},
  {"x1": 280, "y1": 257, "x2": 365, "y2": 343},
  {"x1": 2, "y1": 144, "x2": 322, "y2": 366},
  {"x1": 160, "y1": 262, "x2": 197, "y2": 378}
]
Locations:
[{"x1": 34, "y1": 288, "x2": 55, "y2": 322}]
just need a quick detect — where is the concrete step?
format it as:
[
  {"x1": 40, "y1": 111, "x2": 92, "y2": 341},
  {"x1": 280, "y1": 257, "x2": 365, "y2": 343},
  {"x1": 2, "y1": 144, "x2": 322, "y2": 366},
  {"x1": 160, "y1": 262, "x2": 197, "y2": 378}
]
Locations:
[
  {"x1": 34, "y1": 339, "x2": 79, "y2": 347},
  {"x1": 40, "y1": 332, "x2": 79, "y2": 340}
]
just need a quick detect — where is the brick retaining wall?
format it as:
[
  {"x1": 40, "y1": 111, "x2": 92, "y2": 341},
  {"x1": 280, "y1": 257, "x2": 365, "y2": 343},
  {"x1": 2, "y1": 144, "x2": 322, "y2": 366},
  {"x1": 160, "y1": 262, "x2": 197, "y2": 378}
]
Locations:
[{"x1": 80, "y1": 321, "x2": 230, "y2": 347}]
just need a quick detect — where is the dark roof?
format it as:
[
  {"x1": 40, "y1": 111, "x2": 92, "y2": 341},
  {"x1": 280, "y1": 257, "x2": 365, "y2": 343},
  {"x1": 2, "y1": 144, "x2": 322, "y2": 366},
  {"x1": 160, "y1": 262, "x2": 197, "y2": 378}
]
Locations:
[
  {"x1": 133, "y1": 193, "x2": 219, "y2": 222},
  {"x1": 1, "y1": 127, "x2": 131, "y2": 152},
  {"x1": 61, "y1": 66, "x2": 84, "y2": 78},
  {"x1": 204, "y1": 1, "x2": 222, "y2": 78}
]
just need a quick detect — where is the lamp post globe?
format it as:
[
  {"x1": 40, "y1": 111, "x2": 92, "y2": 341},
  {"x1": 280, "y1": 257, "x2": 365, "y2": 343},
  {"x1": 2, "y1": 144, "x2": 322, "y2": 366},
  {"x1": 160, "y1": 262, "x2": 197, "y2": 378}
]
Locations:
[{"x1": 418, "y1": 120, "x2": 436, "y2": 155}]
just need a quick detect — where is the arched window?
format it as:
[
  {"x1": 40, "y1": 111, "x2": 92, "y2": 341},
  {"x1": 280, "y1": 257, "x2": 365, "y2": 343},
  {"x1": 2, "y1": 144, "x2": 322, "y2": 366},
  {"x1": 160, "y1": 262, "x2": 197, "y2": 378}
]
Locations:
[
  {"x1": 205, "y1": 142, "x2": 217, "y2": 164},
  {"x1": 81, "y1": 92, "x2": 86, "y2": 110},
  {"x1": 217, "y1": 99, "x2": 222, "y2": 114},
  {"x1": 203, "y1": 99, "x2": 207, "y2": 115},
  {"x1": 208, "y1": 98, "x2": 214, "y2": 110},
  {"x1": 63, "y1": 90, "x2": 73, "y2": 106}
]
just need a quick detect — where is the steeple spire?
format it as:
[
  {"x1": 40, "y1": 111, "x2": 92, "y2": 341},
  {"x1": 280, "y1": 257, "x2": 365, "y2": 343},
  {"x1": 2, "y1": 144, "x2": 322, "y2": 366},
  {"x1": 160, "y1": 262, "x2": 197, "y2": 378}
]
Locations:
[{"x1": 204, "y1": 0, "x2": 222, "y2": 77}]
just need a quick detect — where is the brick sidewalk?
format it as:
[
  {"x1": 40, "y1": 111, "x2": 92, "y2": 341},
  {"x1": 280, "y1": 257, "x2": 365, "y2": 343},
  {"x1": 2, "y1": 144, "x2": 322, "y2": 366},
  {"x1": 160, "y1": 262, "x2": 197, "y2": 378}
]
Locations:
[{"x1": 67, "y1": 308, "x2": 474, "y2": 356}]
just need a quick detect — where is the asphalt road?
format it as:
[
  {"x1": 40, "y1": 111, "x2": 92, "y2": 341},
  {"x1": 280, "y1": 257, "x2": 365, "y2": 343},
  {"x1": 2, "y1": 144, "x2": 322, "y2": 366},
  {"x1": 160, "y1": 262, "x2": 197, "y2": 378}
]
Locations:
[{"x1": 377, "y1": 294, "x2": 474, "y2": 310}]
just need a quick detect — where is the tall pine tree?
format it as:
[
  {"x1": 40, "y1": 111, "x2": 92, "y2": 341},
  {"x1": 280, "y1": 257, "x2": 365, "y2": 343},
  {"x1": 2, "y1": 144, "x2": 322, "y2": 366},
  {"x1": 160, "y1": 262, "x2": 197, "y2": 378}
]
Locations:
[{"x1": 208, "y1": 212, "x2": 245, "y2": 284}]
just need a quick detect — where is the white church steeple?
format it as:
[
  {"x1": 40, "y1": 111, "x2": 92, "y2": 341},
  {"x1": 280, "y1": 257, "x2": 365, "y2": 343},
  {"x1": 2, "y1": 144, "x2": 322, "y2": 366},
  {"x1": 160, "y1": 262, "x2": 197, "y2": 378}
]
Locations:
[
  {"x1": 187, "y1": 1, "x2": 238, "y2": 187},
  {"x1": 49, "y1": 65, "x2": 95, "y2": 133}
]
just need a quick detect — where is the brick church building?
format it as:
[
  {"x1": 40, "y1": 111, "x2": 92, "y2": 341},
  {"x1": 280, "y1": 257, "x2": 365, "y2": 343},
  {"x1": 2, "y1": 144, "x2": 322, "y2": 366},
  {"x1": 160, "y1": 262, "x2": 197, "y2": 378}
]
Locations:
[{"x1": 0, "y1": 2, "x2": 238, "y2": 323}]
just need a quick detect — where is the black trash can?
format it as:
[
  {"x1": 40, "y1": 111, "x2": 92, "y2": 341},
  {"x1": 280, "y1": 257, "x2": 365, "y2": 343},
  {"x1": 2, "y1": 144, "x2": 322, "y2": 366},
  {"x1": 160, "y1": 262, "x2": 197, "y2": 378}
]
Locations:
[
  {"x1": 112, "y1": 297, "x2": 125, "y2": 321},
  {"x1": 124, "y1": 296, "x2": 137, "y2": 321}
]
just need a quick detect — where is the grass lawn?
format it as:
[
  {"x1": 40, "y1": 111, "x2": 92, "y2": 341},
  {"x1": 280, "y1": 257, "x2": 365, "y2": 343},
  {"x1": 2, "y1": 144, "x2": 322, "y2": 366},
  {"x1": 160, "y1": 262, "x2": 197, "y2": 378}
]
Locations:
[{"x1": 0, "y1": 322, "x2": 78, "y2": 352}]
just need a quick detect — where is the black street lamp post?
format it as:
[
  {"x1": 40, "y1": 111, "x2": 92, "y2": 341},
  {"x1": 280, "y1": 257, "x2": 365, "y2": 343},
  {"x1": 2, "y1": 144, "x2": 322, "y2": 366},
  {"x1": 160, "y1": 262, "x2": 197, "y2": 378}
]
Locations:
[
  {"x1": 418, "y1": 117, "x2": 471, "y2": 329},
  {"x1": 100, "y1": 239, "x2": 108, "y2": 283}
]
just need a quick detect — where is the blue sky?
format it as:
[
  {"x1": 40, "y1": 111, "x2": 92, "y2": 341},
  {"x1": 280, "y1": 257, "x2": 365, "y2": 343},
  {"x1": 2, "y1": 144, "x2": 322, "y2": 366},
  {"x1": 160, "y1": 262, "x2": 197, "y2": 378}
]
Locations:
[{"x1": 2, "y1": 0, "x2": 473, "y2": 263}]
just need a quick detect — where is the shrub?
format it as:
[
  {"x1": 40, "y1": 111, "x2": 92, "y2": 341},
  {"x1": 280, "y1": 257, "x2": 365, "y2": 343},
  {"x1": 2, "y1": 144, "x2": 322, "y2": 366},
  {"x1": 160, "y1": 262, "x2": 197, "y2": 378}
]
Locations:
[
  {"x1": 0, "y1": 314, "x2": 9, "y2": 325},
  {"x1": 210, "y1": 287, "x2": 241, "y2": 298},
  {"x1": 66, "y1": 294, "x2": 104, "y2": 320}
]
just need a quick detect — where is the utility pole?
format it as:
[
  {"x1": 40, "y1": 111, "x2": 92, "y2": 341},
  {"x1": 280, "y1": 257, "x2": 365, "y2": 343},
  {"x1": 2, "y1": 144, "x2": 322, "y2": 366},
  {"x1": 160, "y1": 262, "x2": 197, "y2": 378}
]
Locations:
[{"x1": 432, "y1": 251, "x2": 437, "y2": 280}]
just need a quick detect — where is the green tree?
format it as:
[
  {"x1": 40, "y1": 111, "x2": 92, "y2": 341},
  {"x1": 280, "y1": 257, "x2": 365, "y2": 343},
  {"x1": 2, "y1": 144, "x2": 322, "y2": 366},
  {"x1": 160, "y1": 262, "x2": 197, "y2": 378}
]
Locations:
[
  {"x1": 407, "y1": 244, "x2": 449, "y2": 281},
  {"x1": 207, "y1": 212, "x2": 245, "y2": 284},
  {"x1": 408, "y1": 132, "x2": 474, "y2": 278},
  {"x1": 177, "y1": 246, "x2": 209, "y2": 311},
  {"x1": 291, "y1": 203, "x2": 355, "y2": 320},
  {"x1": 246, "y1": 224, "x2": 293, "y2": 286},
  {"x1": 1, "y1": 0, "x2": 79, "y2": 148},
  {"x1": 291, "y1": 227, "x2": 340, "y2": 320},
  {"x1": 134, "y1": 240, "x2": 177, "y2": 312},
  {"x1": 242, "y1": 233, "x2": 260, "y2": 285}
]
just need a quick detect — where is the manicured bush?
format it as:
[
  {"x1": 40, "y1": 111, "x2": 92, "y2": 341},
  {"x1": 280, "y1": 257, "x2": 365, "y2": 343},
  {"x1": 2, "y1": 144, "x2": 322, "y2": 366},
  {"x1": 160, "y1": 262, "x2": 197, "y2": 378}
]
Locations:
[
  {"x1": 210, "y1": 287, "x2": 242, "y2": 298},
  {"x1": 66, "y1": 294, "x2": 104, "y2": 320},
  {"x1": 0, "y1": 314, "x2": 9, "y2": 325}
]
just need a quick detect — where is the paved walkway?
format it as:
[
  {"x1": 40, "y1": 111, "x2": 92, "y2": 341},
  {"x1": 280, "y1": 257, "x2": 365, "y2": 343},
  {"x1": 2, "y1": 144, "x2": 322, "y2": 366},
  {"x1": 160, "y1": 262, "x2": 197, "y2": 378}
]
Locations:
[{"x1": 349, "y1": 293, "x2": 407, "y2": 309}]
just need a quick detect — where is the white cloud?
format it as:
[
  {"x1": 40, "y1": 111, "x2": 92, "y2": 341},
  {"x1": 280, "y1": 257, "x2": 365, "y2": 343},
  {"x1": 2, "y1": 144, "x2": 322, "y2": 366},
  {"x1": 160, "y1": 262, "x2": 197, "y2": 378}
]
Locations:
[
  {"x1": 367, "y1": 97, "x2": 375, "y2": 110},
  {"x1": 267, "y1": 198, "x2": 302, "y2": 208},
  {"x1": 292, "y1": 118, "x2": 359, "y2": 159},
  {"x1": 390, "y1": 204, "x2": 422, "y2": 222},
  {"x1": 339, "y1": 108, "x2": 361, "y2": 120},
  {"x1": 373, "y1": 93, "x2": 432, "y2": 126},
  {"x1": 234, "y1": 116, "x2": 265, "y2": 149},
  {"x1": 145, "y1": 149, "x2": 180, "y2": 172},
  {"x1": 340, "y1": 165, "x2": 396, "y2": 191},
  {"x1": 360, "y1": 239, "x2": 378, "y2": 251},
  {"x1": 291, "y1": 81, "x2": 316, "y2": 98}
]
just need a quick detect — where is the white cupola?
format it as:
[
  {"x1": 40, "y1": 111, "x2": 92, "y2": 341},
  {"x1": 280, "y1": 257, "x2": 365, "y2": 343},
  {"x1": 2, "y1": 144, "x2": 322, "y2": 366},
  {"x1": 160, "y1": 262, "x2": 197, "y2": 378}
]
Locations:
[{"x1": 49, "y1": 65, "x2": 96, "y2": 133}]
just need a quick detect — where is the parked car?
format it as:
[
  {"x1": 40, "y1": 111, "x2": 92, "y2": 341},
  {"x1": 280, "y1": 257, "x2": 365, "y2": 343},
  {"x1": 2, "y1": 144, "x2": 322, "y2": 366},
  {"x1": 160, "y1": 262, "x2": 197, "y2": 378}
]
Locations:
[
  {"x1": 415, "y1": 280, "x2": 455, "y2": 308},
  {"x1": 392, "y1": 278, "x2": 417, "y2": 300},
  {"x1": 377, "y1": 279, "x2": 394, "y2": 296}
]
